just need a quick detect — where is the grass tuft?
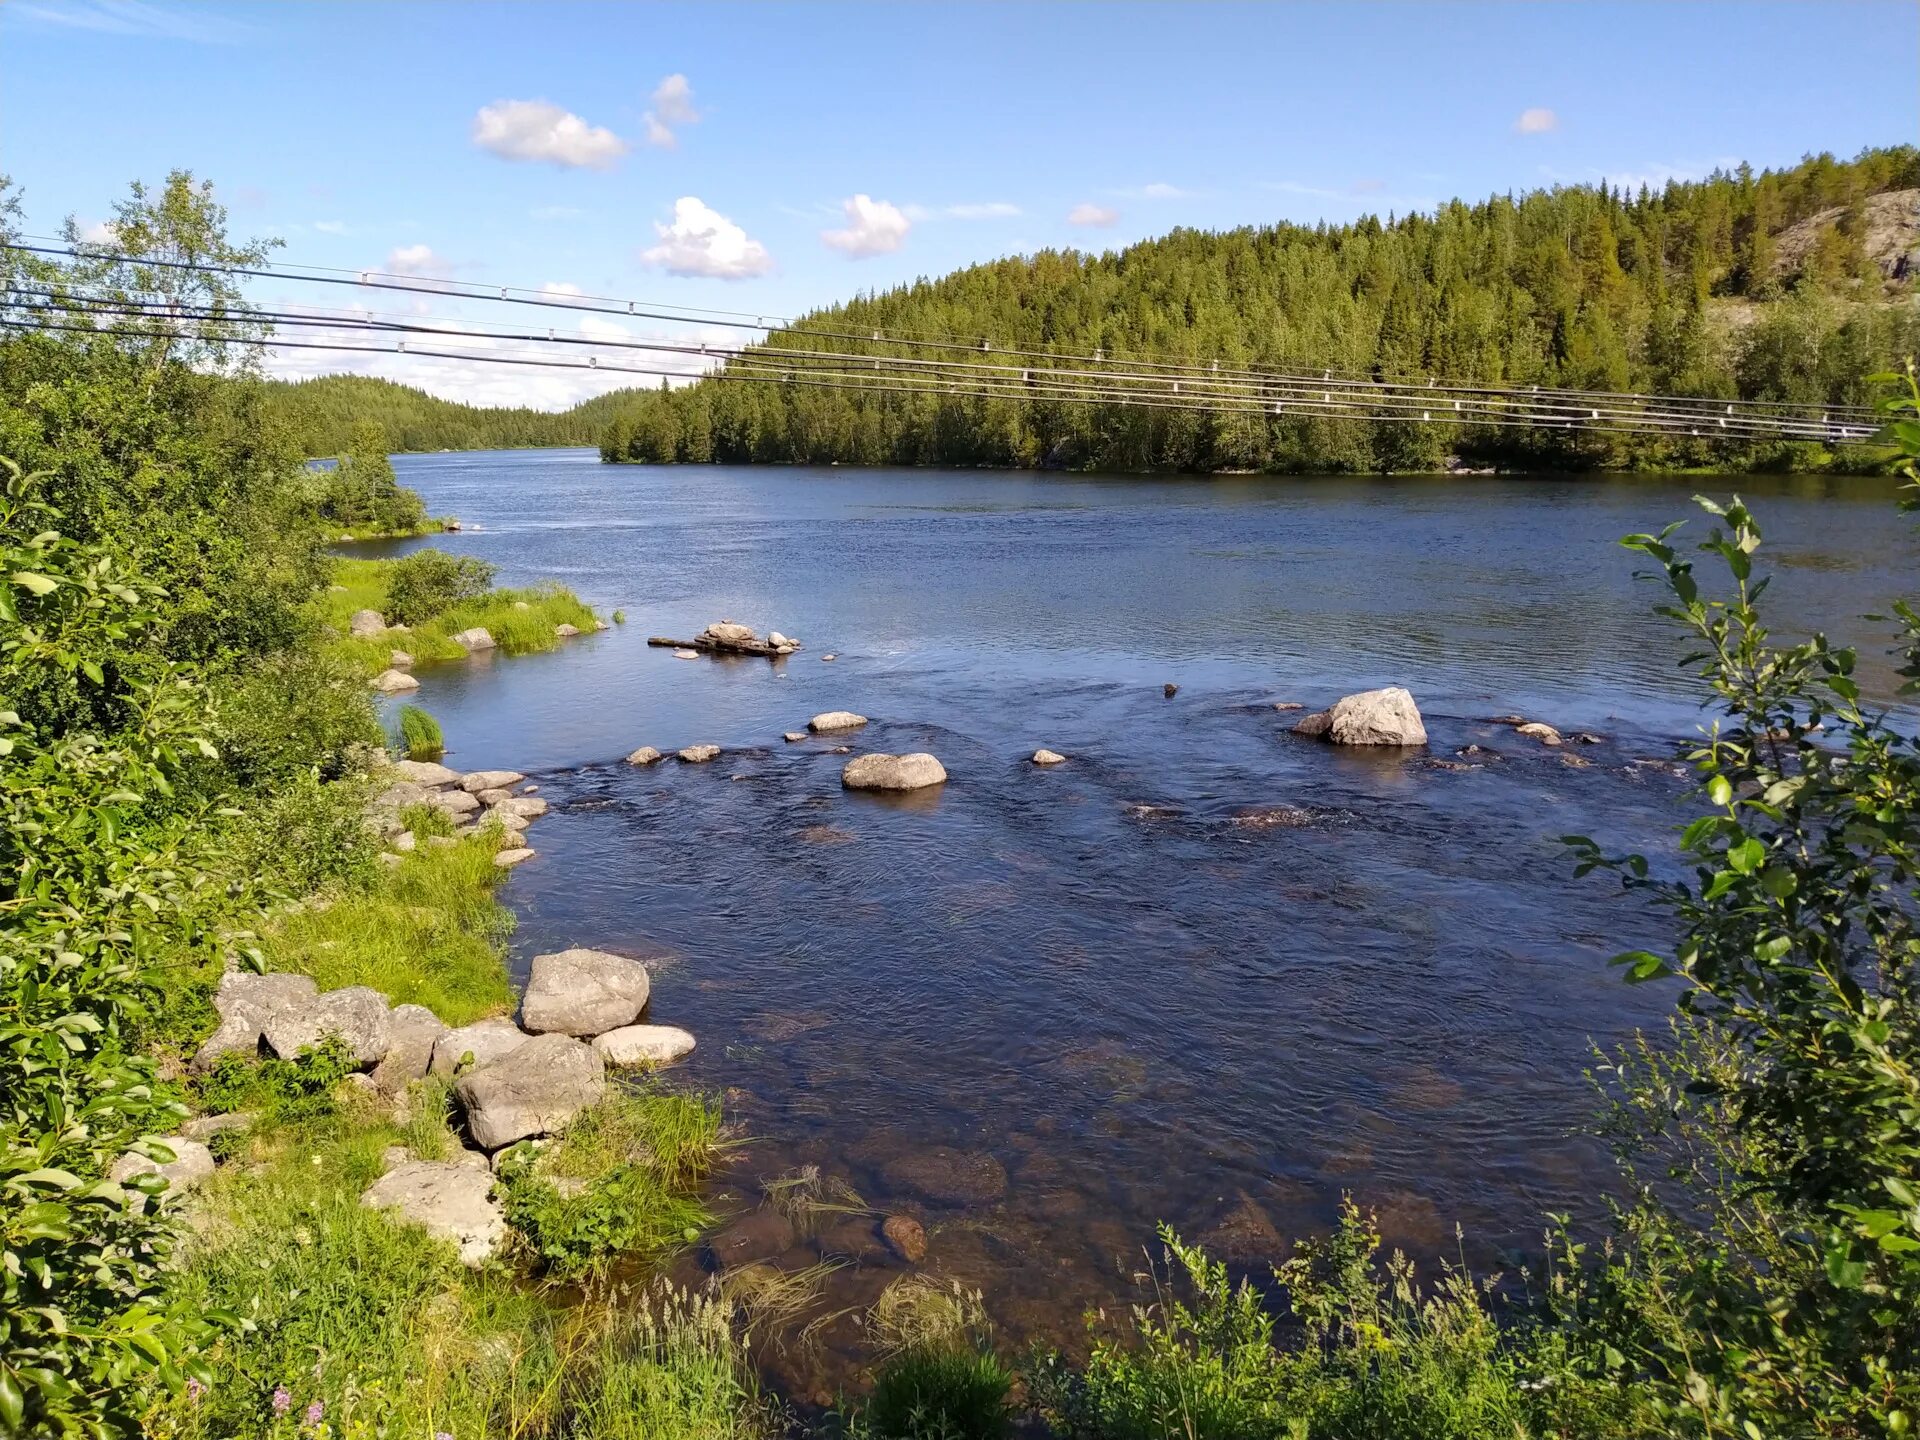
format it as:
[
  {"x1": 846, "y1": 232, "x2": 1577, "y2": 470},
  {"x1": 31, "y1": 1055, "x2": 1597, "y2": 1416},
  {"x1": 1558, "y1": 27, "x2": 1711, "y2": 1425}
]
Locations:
[{"x1": 394, "y1": 703, "x2": 444, "y2": 759}]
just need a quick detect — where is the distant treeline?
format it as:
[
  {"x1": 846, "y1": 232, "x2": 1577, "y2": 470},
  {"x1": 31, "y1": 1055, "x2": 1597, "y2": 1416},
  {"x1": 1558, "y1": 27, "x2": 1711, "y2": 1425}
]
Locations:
[
  {"x1": 262, "y1": 374, "x2": 645, "y2": 457},
  {"x1": 597, "y1": 145, "x2": 1919, "y2": 474}
]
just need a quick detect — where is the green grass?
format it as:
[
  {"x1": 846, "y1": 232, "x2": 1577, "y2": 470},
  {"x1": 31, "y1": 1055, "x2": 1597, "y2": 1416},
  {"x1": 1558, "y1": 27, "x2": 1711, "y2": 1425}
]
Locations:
[
  {"x1": 861, "y1": 1347, "x2": 1013, "y2": 1440},
  {"x1": 562, "y1": 1285, "x2": 772, "y2": 1440},
  {"x1": 394, "y1": 702, "x2": 444, "y2": 759},
  {"x1": 261, "y1": 832, "x2": 516, "y2": 1024},
  {"x1": 320, "y1": 556, "x2": 599, "y2": 677}
]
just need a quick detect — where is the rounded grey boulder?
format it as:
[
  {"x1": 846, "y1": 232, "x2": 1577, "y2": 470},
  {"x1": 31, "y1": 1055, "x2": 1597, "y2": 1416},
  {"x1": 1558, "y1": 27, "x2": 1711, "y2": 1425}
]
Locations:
[
  {"x1": 454, "y1": 1033, "x2": 605, "y2": 1150},
  {"x1": 520, "y1": 948, "x2": 652, "y2": 1036},
  {"x1": 842, "y1": 752, "x2": 947, "y2": 791},
  {"x1": 808, "y1": 711, "x2": 868, "y2": 733},
  {"x1": 263, "y1": 985, "x2": 392, "y2": 1066},
  {"x1": 429, "y1": 1016, "x2": 532, "y2": 1077},
  {"x1": 361, "y1": 1160, "x2": 507, "y2": 1265},
  {"x1": 592, "y1": 1023, "x2": 696, "y2": 1068}
]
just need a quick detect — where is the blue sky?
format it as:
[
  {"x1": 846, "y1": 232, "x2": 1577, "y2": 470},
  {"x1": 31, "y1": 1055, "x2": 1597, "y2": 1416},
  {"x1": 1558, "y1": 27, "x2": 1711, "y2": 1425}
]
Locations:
[{"x1": 3, "y1": 0, "x2": 1913, "y2": 406}]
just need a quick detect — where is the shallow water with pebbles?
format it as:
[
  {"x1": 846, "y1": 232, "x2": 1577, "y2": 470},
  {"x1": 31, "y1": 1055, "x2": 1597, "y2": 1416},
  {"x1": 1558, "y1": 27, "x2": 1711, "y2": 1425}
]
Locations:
[{"x1": 361, "y1": 450, "x2": 1917, "y2": 1383}]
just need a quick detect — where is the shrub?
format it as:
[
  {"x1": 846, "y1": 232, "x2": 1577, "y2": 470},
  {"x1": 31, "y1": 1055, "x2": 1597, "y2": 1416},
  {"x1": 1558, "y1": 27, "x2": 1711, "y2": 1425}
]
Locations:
[
  {"x1": 194, "y1": 1037, "x2": 359, "y2": 1123},
  {"x1": 382, "y1": 548, "x2": 494, "y2": 626},
  {"x1": 210, "y1": 645, "x2": 380, "y2": 789},
  {"x1": 394, "y1": 703, "x2": 443, "y2": 760}
]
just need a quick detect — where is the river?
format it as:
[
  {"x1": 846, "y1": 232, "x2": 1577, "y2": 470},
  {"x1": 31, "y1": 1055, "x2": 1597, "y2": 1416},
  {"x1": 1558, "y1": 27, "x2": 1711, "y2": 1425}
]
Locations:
[{"x1": 365, "y1": 448, "x2": 1915, "y2": 1388}]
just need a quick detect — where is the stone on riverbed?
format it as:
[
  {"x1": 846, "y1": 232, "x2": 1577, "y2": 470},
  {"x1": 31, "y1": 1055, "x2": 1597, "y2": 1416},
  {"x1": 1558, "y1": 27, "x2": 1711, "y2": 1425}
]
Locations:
[
  {"x1": 461, "y1": 770, "x2": 524, "y2": 794},
  {"x1": 882, "y1": 1147, "x2": 1007, "y2": 1205},
  {"x1": 372, "y1": 668, "x2": 419, "y2": 694},
  {"x1": 881, "y1": 1214, "x2": 928, "y2": 1262},
  {"x1": 783, "y1": 731, "x2": 807, "y2": 743},
  {"x1": 453, "y1": 627, "x2": 496, "y2": 653},
  {"x1": 372, "y1": 1004, "x2": 449, "y2": 1094},
  {"x1": 1516, "y1": 721, "x2": 1563, "y2": 746},
  {"x1": 493, "y1": 847, "x2": 535, "y2": 868},
  {"x1": 430, "y1": 1016, "x2": 533, "y2": 1077},
  {"x1": 361, "y1": 1161, "x2": 506, "y2": 1265},
  {"x1": 809, "y1": 711, "x2": 868, "y2": 733},
  {"x1": 192, "y1": 971, "x2": 320, "y2": 1070},
  {"x1": 626, "y1": 746, "x2": 663, "y2": 765},
  {"x1": 842, "y1": 752, "x2": 947, "y2": 792},
  {"x1": 349, "y1": 608, "x2": 387, "y2": 638},
  {"x1": 455, "y1": 1033, "x2": 605, "y2": 1150},
  {"x1": 263, "y1": 985, "x2": 392, "y2": 1066},
  {"x1": 673, "y1": 648, "x2": 699, "y2": 659},
  {"x1": 678, "y1": 744, "x2": 721, "y2": 763},
  {"x1": 592, "y1": 1023, "x2": 695, "y2": 1068},
  {"x1": 1297, "y1": 687, "x2": 1427, "y2": 746},
  {"x1": 706, "y1": 1210, "x2": 795, "y2": 1270},
  {"x1": 521, "y1": 948, "x2": 652, "y2": 1037},
  {"x1": 1032, "y1": 749, "x2": 1066, "y2": 765},
  {"x1": 395, "y1": 759, "x2": 461, "y2": 787},
  {"x1": 492, "y1": 795, "x2": 547, "y2": 819}
]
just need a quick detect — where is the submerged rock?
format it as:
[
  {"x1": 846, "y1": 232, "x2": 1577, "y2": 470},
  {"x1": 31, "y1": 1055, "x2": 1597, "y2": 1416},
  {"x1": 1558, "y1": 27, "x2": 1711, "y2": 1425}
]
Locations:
[
  {"x1": 626, "y1": 746, "x2": 663, "y2": 766},
  {"x1": 1517, "y1": 721, "x2": 1563, "y2": 746},
  {"x1": 808, "y1": 711, "x2": 868, "y2": 733},
  {"x1": 1231, "y1": 805, "x2": 1313, "y2": 829},
  {"x1": 842, "y1": 752, "x2": 947, "y2": 792},
  {"x1": 818, "y1": 1217, "x2": 893, "y2": 1265},
  {"x1": 881, "y1": 1214, "x2": 928, "y2": 1262},
  {"x1": 783, "y1": 731, "x2": 807, "y2": 743},
  {"x1": 455, "y1": 1033, "x2": 605, "y2": 1151},
  {"x1": 881, "y1": 1147, "x2": 1007, "y2": 1205},
  {"x1": 678, "y1": 744, "x2": 721, "y2": 763},
  {"x1": 361, "y1": 1161, "x2": 506, "y2": 1265},
  {"x1": 706, "y1": 1209, "x2": 796, "y2": 1270},
  {"x1": 372, "y1": 668, "x2": 419, "y2": 694},
  {"x1": 520, "y1": 948, "x2": 652, "y2": 1037},
  {"x1": 1031, "y1": 749, "x2": 1067, "y2": 766},
  {"x1": 1196, "y1": 1190, "x2": 1286, "y2": 1266},
  {"x1": 592, "y1": 1023, "x2": 696, "y2": 1068}
]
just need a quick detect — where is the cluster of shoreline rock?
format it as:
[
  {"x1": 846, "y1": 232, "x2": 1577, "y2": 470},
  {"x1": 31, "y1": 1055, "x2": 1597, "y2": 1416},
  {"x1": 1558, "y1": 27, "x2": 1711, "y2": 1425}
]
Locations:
[
  {"x1": 153, "y1": 945, "x2": 696, "y2": 1266},
  {"x1": 368, "y1": 759, "x2": 548, "y2": 867},
  {"x1": 362, "y1": 606, "x2": 600, "y2": 695}
]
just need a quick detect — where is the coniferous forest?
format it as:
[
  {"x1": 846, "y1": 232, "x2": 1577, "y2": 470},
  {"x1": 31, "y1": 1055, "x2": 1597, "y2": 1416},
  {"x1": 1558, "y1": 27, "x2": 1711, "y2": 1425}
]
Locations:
[{"x1": 586, "y1": 146, "x2": 1917, "y2": 474}]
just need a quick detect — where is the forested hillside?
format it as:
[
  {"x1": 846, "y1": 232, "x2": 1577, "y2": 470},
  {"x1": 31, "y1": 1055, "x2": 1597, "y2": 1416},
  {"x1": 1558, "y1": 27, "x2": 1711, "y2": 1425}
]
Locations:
[
  {"x1": 263, "y1": 374, "x2": 644, "y2": 456},
  {"x1": 599, "y1": 145, "x2": 1919, "y2": 473}
]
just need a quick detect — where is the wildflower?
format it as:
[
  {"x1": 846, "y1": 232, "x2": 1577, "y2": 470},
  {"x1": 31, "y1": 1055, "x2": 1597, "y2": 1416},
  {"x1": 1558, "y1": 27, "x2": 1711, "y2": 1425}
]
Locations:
[
  {"x1": 186, "y1": 1378, "x2": 206, "y2": 1404},
  {"x1": 305, "y1": 1399, "x2": 325, "y2": 1426},
  {"x1": 437, "y1": 1432, "x2": 456, "y2": 1440},
  {"x1": 272, "y1": 1385, "x2": 293, "y2": 1416}
]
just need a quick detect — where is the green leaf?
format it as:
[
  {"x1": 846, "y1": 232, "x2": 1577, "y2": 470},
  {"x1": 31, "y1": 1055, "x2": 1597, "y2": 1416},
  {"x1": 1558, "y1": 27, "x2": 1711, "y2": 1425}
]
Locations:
[
  {"x1": 0, "y1": 1368, "x2": 23, "y2": 1430},
  {"x1": 1726, "y1": 837, "x2": 1765, "y2": 874},
  {"x1": 1707, "y1": 775, "x2": 1733, "y2": 807},
  {"x1": 9, "y1": 571, "x2": 57, "y2": 596}
]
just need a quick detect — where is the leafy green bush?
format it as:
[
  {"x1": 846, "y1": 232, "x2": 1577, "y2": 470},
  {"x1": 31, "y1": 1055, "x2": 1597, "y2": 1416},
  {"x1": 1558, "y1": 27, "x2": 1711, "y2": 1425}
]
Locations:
[
  {"x1": 382, "y1": 547, "x2": 495, "y2": 626},
  {"x1": 863, "y1": 1347, "x2": 1013, "y2": 1440},
  {"x1": 193, "y1": 1037, "x2": 359, "y2": 1123},
  {"x1": 394, "y1": 702, "x2": 443, "y2": 760},
  {"x1": 308, "y1": 420, "x2": 426, "y2": 536},
  {"x1": 398, "y1": 798, "x2": 455, "y2": 837},
  {"x1": 209, "y1": 645, "x2": 381, "y2": 789}
]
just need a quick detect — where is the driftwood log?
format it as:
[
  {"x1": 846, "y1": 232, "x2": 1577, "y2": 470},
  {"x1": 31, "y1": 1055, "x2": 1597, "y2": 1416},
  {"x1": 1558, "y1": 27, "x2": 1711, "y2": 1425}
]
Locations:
[{"x1": 648, "y1": 635, "x2": 790, "y2": 658}]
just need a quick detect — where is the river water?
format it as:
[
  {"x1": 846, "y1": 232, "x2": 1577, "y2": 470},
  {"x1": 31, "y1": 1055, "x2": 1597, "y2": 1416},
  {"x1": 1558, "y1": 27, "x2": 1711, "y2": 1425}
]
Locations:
[{"x1": 368, "y1": 449, "x2": 1913, "y2": 1387}]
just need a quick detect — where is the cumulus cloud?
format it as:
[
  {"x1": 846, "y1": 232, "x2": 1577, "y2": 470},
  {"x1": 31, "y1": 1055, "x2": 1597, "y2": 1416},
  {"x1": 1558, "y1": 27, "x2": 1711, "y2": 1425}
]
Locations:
[
  {"x1": 821, "y1": 194, "x2": 912, "y2": 257},
  {"x1": 1139, "y1": 181, "x2": 1187, "y2": 199},
  {"x1": 946, "y1": 201, "x2": 1021, "y2": 219},
  {"x1": 75, "y1": 219, "x2": 119, "y2": 245},
  {"x1": 386, "y1": 244, "x2": 451, "y2": 277},
  {"x1": 472, "y1": 99, "x2": 628, "y2": 169},
  {"x1": 1068, "y1": 202, "x2": 1118, "y2": 227},
  {"x1": 1514, "y1": 107, "x2": 1559, "y2": 135},
  {"x1": 642, "y1": 73, "x2": 699, "y2": 148},
  {"x1": 640, "y1": 197, "x2": 773, "y2": 279}
]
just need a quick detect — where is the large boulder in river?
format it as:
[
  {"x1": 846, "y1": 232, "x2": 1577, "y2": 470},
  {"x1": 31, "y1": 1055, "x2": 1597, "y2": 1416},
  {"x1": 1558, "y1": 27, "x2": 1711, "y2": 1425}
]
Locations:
[
  {"x1": 361, "y1": 1160, "x2": 506, "y2": 1265},
  {"x1": 1297, "y1": 687, "x2": 1426, "y2": 746},
  {"x1": 429, "y1": 1016, "x2": 532, "y2": 1077},
  {"x1": 454, "y1": 1033, "x2": 605, "y2": 1150},
  {"x1": 372, "y1": 668, "x2": 419, "y2": 694},
  {"x1": 349, "y1": 608, "x2": 387, "y2": 638},
  {"x1": 371, "y1": 1004, "x2": 449, "y2": 1094},
  {"x1": 193, "y1": 971, "x2": 319, "y2": 1070},
  {"x1": 592, "y1": 1023, "x2": 695, "y2": 1068},
  {"x1": 262, "y1": 985, "x2": 392, "y2": 1066},
  {"x1": 702, "y1": 621, "x2": 755, "y2": 645},
  {"x1": 842, "y1": 752, "x2": 947, "y2": 792},
  {"x1": 809, "y1": 711, "x2": 868, "y2": 733},
  {"x1": 520, "y1": 948, "x2": 652, "y2": 1036}
]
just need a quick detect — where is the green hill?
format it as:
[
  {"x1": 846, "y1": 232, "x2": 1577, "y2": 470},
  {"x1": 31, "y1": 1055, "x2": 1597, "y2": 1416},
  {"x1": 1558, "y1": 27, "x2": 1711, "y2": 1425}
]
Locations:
[
  {"x1": 262, "y1": 374, "x2": 648, "y2": 457},
  {"x1": 602, "y1": 145, "x2": 1918, "y2": 474}
]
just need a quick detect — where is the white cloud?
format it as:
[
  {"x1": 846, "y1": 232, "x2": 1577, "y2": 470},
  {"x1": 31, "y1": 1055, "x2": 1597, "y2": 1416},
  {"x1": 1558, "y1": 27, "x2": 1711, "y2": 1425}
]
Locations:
[
  {"x1": 472, "y1": 99, "x2": 628, "y2": 169},
  {"x1": 387, "y1": 244, "x2": 451, "y2": 277},
  {"x1": 641, "y1": 73, "x2": 699, "y2": 148},
  {"x1": 1140, "y1": 181, "x2": 1187, "y2": 199},
  {"x1": 6, "y1": 0, "x2": 249, "y2": 41},
  {"x1": 640, "y1": 197, "x2": 773, "y2": 279},
  {"x1": 313, "y1": 219, "x2": 348, "y2": 234},
  {"x1": 76, "y1": 219, "x2": 119, "y2": 244},
  {"x1": 946, "y1": 201, "x2": 1021, "y2": 219},
  {"x1": 1068, "y1": 202, "x2": 1118, "y2": 227},
  {"x1": 651, "y1": 73, "x2": 699, "y2": 125},
  {"x1": 1514, "y1": 107, "x2": 1559, "y2": 135},
  {"x1": 540, "y1": 282, "x2": 585, "y2": 297},
  {"x1": 821, "y1": 194, "x2": 912, "y2": 257},
  {"x1": 530, "y1": 205, "x2": 588, "y2": 220}
]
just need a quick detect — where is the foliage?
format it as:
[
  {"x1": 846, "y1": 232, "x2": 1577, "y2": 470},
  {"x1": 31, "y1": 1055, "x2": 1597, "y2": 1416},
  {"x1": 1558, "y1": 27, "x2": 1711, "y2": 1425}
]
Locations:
[
  {"x1": 262, "y1": 373, "x2": 625, "y2": 456},
  {"x1": 394, "y1": 702, "x2": 443, "y2": 759},
  {"x1": 560, "y1": 1283, "x2": 773, "y2": 1440},
  {"x1": 193, "y1": 1038, "x2": 358, "y2": 1124},
  {"x1": 861, "y1": 1346, "x2": 1014, "y2": 1440},
  {"x1": 304, "y1": 419, "x2": 428, "y2": 536},
  {"x1": 320, "y1": 556, "x2": 596, "y2": 675},
  {"x1": 1032, "y1": 1207, "x2": 1611, "y2": 1440},
  {"x1": 398, "y1": 798, "x2": 455, "y2": 837},
  {"x1": 1563, "y1": 370, "x2": 1920, "y2": 1435},
  {"x1": 600, "y1": 146, "x2": 1917, "y2": 475},
  {"x1": 205, "y1": 645, "x2": 382, "y2": 790},
  {"x1": 497, "y1": 1091, "x2": 721, "y2": 1277},
  {"x1": 381, "y1": 546, "x2": 495, "y2": 625}
]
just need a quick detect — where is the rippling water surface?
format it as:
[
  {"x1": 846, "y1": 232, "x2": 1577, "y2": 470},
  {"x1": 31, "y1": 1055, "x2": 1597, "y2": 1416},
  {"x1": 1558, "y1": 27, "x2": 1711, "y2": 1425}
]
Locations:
[{"x1": 367, "y1": 450, "x2": 1914, "y2": 1381}]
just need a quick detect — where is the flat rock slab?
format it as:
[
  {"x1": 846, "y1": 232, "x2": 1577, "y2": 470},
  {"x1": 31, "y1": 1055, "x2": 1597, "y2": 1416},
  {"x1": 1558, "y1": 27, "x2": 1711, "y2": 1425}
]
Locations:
[
  {"x1": 361, "y1": 1161, "x2": 506, "y2": 1266},
  {"x1": 430, "y1": 789, "x2": 481, "y2": 817},
  {"x1": 263, "y1": 985, "x2": 392, "y2": 1066},
  {"x1": 429, "y1": 1016, "x2": 532, "y2": 1077},
  {"x1": 462, "y1": 770, "x2": 524, "y2": 793},
  {"x1": 372, "y1": 1004, "x2": 448, "y2": 1094},
  {"x1": 492, "y1": 795, "x2": 548, "y2": 818},
  {"x1": 808, "y1": 711, "x2": 868, "y2": 733},
  {"x1": 592, "y1": 1023, "x2": 696, "y2": 1068},
  {"x1": 455, "y1": 1033, "x2": 605, "y2": 1150},
  {"x1": 193, "y1": 971, "x2": 320, "y2": 1070},
  {"x1": 110, "y1": 1137, "x2": 216, "y2": 1198},
  {"x1": 394, "y1": 760, "x2": 461, "y2": 787},
  {"x1": 521, "y1": 948, "x2": 652, "y2": 1037},
  {"x1": 881, "y1": 1147, "x2": 1007, "y2": 1205},
  {"x1": 493, "y1": 848, "x2": 535, "y2": 868},
  {"x1": 842, "y1": 752, "x2": 947, "y2": 792}
]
